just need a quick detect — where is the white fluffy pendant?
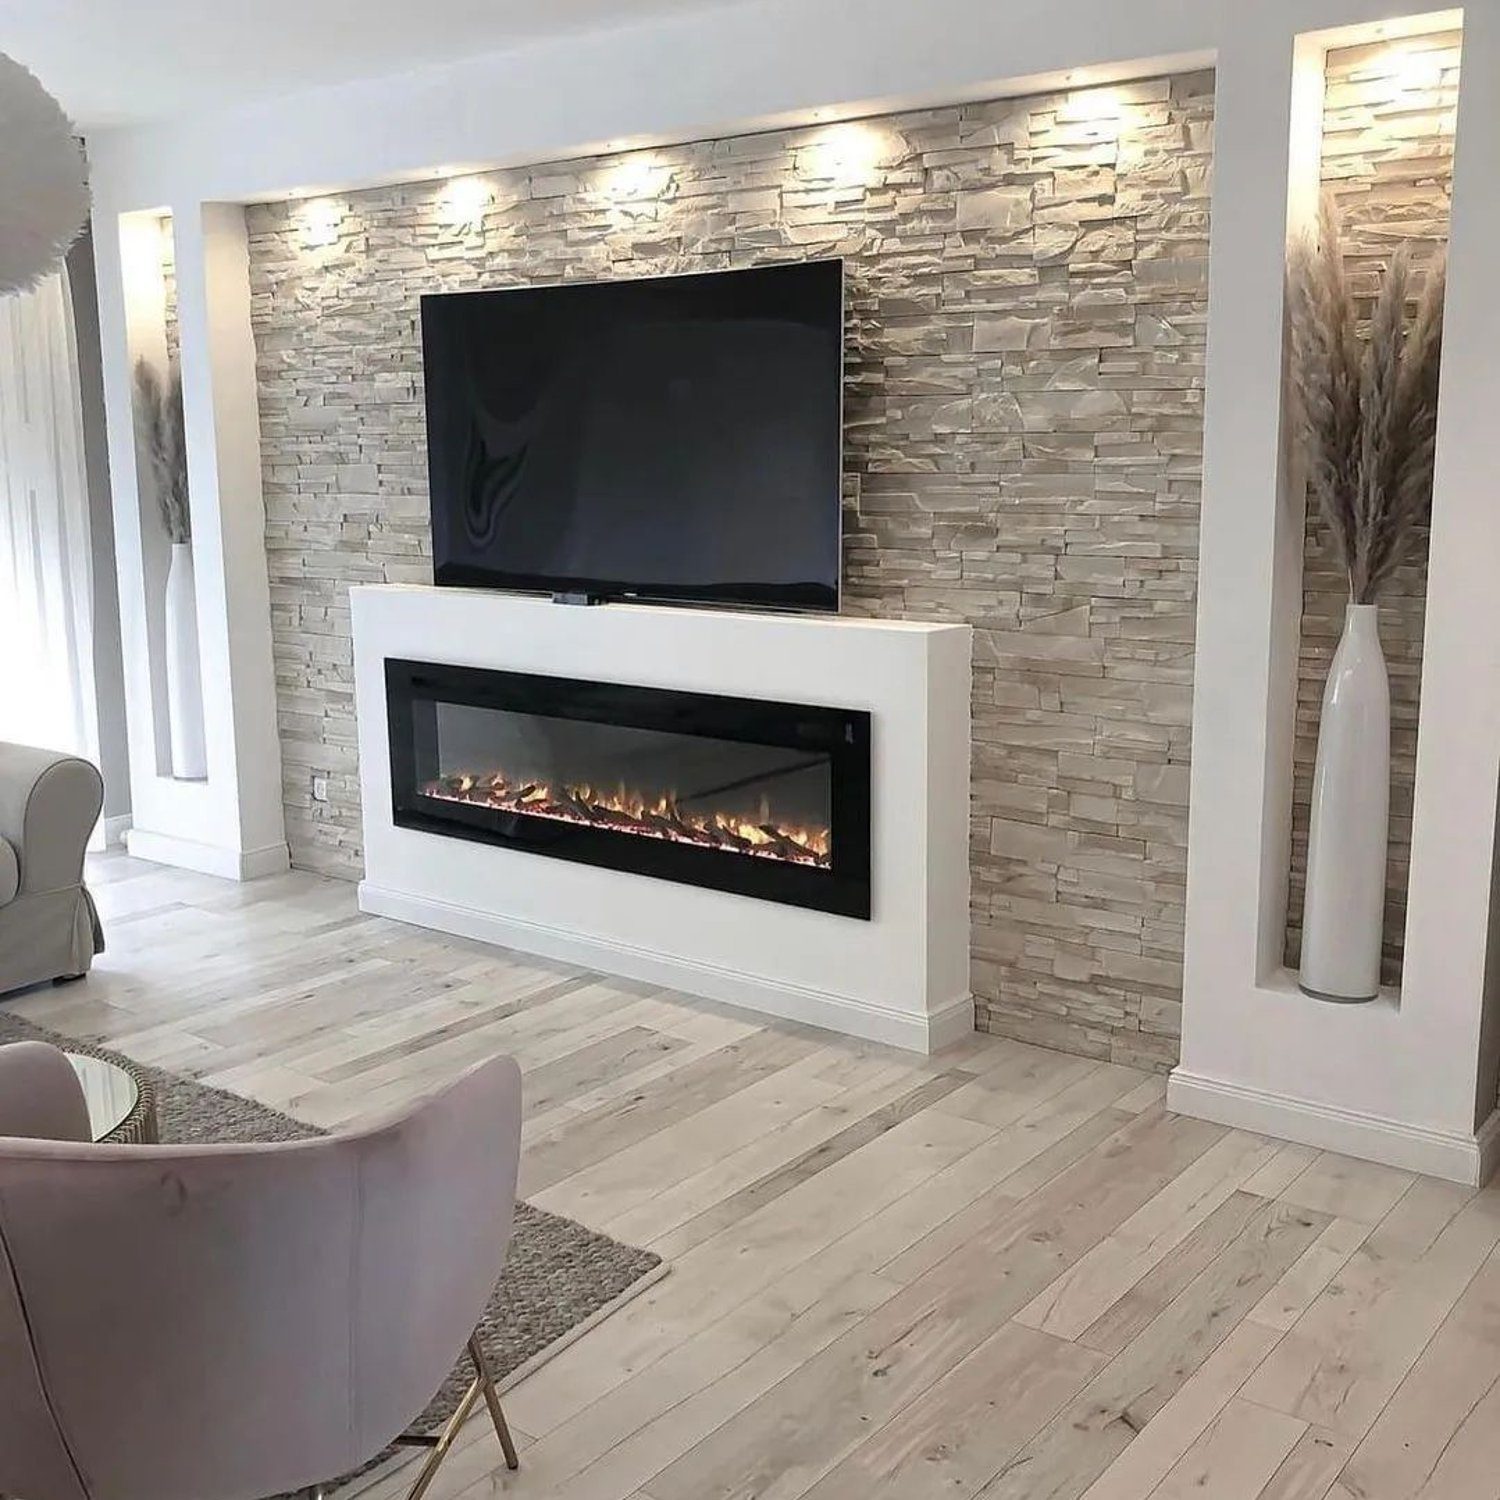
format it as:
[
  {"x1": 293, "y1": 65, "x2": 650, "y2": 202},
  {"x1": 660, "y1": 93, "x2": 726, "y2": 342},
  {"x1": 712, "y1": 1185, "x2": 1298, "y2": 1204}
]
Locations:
[{"x1": 0, "y1": 53, "x2": 90, "y2": 297}]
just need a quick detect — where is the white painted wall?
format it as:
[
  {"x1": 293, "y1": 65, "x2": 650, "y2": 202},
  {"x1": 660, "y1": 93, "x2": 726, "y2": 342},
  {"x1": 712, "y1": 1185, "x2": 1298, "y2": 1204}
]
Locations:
[
  {"x1": 64, "y1": 230, "x2": 131, "y2": 834},
  {"x1": 78, "y1": 0, "x2": 1500, "y2": 1171},
  {"x1": 1175, "y1": 7, "x2": 1500, "y2": 1184},
  {"x1": 83, "y1": 0, "x2": 1400, "y2": 211},
  {"x1": 352, "y1": 587, "x2": 973, "y2": 1052},
  {"x1": 102, "y1": 205, "x2": 289, "y2": 880},
  {"x1": 173, "y1": 205, "x2": 286, "y2": 868}
]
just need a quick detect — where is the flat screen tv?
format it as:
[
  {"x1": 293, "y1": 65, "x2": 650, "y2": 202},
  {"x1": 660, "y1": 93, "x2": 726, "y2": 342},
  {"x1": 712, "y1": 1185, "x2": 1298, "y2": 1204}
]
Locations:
[{"x1": 420, "y1": 258, "x2": 844, "y2": 612}]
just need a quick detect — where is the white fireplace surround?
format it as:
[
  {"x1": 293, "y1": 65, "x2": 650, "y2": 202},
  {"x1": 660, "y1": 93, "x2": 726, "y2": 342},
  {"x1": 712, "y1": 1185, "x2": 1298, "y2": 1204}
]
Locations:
[{"x1": 351, "y1": 585, "x2": 973, "y2": 1052}]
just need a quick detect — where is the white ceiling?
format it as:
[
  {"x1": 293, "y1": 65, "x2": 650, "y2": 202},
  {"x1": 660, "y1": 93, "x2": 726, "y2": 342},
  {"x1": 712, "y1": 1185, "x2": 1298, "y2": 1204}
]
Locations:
[{"x1": 0, "y1": 0, "x2": 752, "y2": 129}]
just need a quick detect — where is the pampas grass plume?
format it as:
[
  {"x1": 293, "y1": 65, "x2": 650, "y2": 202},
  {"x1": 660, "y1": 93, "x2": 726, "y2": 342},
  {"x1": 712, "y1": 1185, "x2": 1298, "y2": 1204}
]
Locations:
[
  {"x1": 1287, "y1": 198, "x2": 1446, "y2": 603},
  {"x1": 132, "y1": 359, "x2": 191, "y2": 544}
]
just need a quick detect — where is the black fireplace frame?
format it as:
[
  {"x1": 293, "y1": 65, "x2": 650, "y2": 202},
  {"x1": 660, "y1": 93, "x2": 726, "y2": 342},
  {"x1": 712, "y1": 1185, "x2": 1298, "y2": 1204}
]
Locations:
[{"x1": 385, "y1": 658, "x2": 872, "y2": 919}]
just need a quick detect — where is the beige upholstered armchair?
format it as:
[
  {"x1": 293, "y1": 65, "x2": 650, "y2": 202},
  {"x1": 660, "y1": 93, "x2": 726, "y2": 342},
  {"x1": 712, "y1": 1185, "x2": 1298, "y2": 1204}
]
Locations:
[
  {"x1": 0, "y1": 1042, "x2": 524, "y2": 1500},
  {"x1": 0, "y1": 741, "x2": 105, "y2": 994}
]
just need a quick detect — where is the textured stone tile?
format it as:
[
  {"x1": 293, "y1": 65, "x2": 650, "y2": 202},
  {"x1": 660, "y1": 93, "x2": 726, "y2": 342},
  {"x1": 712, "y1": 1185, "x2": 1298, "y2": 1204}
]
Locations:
[{"x1": 245, "y1": 71, "x2": 1218, "y2": 1068}]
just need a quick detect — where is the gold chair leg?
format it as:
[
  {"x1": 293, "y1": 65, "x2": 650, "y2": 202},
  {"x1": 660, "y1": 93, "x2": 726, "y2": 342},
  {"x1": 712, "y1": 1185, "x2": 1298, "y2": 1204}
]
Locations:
[
  {"x1": 394, "y1": 1331, "x2": 520, "y2": 1500},
  {"x1": 401, "y1": 1376, "x2": 484, "y2": 1500},
  {"x1": 467, "y1": 1334, "x2": 519, "y2": 1471}
]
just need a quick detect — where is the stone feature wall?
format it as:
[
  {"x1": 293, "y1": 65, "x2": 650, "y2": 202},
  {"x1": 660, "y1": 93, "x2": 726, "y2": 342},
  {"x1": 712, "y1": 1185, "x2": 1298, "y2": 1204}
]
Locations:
[
  {"x1": 1285, "y1": 33, "x2": 1460, "y2": 987},
  {"x1": 247, "y1": 72, "x2": 1215, "y2": 1069},
  {"x1": 160, "y1": 213, "x2": 179, "y2": 372}
]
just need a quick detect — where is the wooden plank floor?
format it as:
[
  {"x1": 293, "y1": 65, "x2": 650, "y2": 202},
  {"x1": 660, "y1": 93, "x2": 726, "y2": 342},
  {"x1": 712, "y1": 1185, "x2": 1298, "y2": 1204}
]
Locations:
[{"x1": 14, "y1": 852, "x2": 1500, "y2": 1500}]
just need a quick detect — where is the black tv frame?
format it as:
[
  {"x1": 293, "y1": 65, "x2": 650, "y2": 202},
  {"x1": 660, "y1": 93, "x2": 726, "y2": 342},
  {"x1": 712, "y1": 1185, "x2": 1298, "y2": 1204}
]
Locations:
[{"x1": 420, "y1": 258, "x2": 845, "y2": 615}]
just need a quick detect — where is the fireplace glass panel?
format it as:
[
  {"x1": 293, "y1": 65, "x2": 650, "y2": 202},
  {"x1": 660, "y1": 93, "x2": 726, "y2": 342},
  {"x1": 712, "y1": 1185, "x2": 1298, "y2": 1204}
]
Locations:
[{"x1": 386, "y1": 660, "x2": 871, "y2": 918}]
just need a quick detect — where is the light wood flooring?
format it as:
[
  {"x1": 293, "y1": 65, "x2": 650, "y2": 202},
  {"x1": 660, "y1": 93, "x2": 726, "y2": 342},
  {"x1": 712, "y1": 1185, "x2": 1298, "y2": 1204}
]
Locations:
[{"x1": 13, "y1": 852, "x2": 1500, "y2": 1500}]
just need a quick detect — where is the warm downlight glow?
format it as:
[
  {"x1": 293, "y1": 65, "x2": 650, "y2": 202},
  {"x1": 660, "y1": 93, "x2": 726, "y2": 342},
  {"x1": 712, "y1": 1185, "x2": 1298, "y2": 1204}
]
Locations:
[
  {"x1": 601, "y1": 153, "x2": 673, "y2": 200},
  {"x1": 799, "y1": 122, "x2": 894, "y2": 184},
  {"x1": 440, "y1": 174, "x2": 493, "y2": 232},
  {"x1": 298, "y1": 197, "x2": 343, "y2": 249},
  {"x1": 1384, "y1": 44, "x2": 1447, "y2": 91},
  {"x1": 1066, "y1": 86, "x2": 1126, "y2": 121}
]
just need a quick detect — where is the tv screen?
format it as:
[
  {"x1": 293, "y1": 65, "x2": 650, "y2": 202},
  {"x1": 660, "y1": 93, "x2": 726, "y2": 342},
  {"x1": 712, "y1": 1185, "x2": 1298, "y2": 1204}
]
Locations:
[{"x1": 420, "y1": 259, "x2": 844, "y2": 612}]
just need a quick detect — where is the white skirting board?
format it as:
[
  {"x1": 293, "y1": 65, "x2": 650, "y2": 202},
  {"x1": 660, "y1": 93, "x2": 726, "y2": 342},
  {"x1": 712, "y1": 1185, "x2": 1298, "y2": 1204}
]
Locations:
[
  {"x1": 124, "y1": 826, "x2": 291, "y2": 882},
  {"x1": 1169, "y1": 1067, "x2": 1500, "y2": 1186},
  {"x1": 361, "y1": 881, "x2": 976, "y2": 1054}
]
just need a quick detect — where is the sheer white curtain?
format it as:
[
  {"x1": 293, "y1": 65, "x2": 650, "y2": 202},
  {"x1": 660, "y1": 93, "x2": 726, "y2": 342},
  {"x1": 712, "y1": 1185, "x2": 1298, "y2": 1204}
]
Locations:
[{"x1": 0, "y1": 268, "x2": 98, "y2": 764}]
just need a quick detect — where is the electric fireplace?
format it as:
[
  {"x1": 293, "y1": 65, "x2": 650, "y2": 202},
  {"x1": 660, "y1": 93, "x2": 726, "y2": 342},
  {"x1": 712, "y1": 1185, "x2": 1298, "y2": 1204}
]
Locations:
[{"x1": 385, "y1": 659, "x2": 872, "y2": 918}]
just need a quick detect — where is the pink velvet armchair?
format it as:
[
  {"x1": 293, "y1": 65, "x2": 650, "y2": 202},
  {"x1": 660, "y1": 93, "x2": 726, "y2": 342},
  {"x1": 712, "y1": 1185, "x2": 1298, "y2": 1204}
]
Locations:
[{"x1": 0, "y1": 1041, "x2": 523, "y2": 1500}]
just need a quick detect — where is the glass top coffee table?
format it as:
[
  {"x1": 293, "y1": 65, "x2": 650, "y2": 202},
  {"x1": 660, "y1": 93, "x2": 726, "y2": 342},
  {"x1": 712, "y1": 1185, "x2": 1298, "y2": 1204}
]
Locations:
[{"x1": 66, "y1": 1053, "x2": 159, "y2": 1144}]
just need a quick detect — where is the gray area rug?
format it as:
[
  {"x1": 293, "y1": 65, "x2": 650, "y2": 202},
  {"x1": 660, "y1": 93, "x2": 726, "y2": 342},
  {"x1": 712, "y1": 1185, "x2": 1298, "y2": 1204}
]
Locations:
[{"x1": 0, "y1": 1008, "x2": 664, "y2": 1453}]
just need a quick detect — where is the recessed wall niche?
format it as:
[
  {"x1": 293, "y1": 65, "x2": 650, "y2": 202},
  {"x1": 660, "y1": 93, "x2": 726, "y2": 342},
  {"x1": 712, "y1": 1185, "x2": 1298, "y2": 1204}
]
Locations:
[
  {"x1": 247, "y1": 72, "x2": 1215, "y2": 1069},
  {"x1": 118, "y1": 208, "x2": 205, "y2": 781},
  {"x1": 1284, "y1": 29, "x2": 1462, "y2": 989}
]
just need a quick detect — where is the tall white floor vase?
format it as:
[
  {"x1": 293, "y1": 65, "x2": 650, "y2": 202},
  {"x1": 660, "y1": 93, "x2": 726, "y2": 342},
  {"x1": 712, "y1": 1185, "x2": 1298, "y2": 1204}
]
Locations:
[
  {"x1": 1299, "y1": 602, "x2": 1389, "y2": 1002},
  {"x1": 164, "y1": 540, "x2": 207, "y2": 780}
]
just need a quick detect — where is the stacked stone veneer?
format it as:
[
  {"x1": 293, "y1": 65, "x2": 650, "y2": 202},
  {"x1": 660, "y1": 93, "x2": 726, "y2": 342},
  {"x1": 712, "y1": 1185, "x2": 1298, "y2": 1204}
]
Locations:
[
  {"x1": 247, "y1": 71, "x2": 1215, "y2": 1069},
  {"x1": 160, "y1": 214, "x2": 179, "y2": 372},
  {"x1": 1285, "y1": 33, "x2": 1460, "y2": 988}
]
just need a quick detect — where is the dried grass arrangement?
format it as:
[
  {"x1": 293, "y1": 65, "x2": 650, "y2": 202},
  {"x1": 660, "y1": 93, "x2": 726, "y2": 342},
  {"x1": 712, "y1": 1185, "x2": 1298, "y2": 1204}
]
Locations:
[
  {"x1": 1286, "y1": 200, "x2": 1446, "y2": 604},
  {"x1": 132, "y1": 357, "x2": 191, "y2": 544}
]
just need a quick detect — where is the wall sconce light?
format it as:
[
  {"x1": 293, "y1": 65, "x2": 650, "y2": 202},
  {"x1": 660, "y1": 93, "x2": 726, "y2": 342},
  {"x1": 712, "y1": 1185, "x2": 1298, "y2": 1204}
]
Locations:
[
  {"x1": 440, "y1": 174, "x2": 493, "y2": 234},
  {"x1": 299, "y1": 197, "x2": 342, "y2": 250}
]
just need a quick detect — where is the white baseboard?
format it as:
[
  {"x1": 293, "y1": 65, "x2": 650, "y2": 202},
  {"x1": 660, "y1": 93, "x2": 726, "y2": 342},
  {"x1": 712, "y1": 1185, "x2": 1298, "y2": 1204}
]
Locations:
[
  {"x1": 1169, "y1": 1067, "x2": 1499, "y2": 1186},
  {"x1": 123, "y1": 827, "x2": 291, "y2": 882},
  {"x1": 359, "y1": 881, "x2": 973, "y2": 1055},
  {"x1": 237, "y1": 842, "x2": 292, "y2": 880},
  {"x1": 102, "y1": 814, "x2": 132, "y2": 849}
]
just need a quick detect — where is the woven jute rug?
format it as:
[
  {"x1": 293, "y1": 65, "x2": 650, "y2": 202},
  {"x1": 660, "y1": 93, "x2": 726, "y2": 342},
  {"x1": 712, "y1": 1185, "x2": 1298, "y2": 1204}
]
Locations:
[{"x1": 0, "y1": 1007, "x2": 666, "y2": 1484}]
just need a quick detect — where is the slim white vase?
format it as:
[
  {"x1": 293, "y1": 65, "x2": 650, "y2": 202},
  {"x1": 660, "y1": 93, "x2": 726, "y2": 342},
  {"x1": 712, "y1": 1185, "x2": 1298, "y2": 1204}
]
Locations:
[
  {"x1": 164, "y1": 540, "x2": 207, "y2": 780},
  {"x1": 1299, "y1": 602, "x2": 1389, "y2": 1002}
]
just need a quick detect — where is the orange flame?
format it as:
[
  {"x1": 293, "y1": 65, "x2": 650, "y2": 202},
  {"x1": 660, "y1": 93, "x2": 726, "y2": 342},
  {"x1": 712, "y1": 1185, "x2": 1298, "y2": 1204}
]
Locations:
[{"x1": 424, "y1": 770, "x2": 832, "y2": 868}]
